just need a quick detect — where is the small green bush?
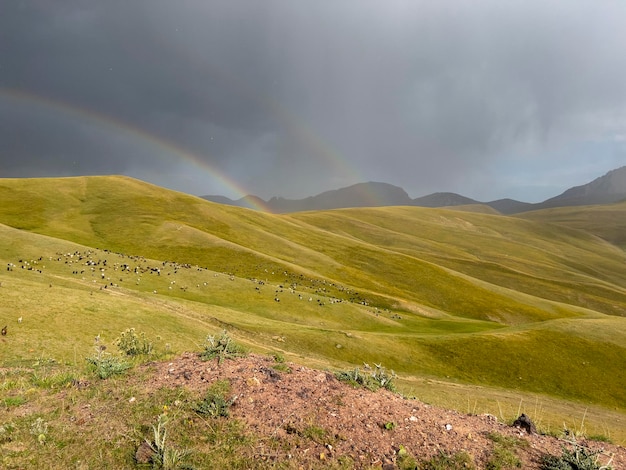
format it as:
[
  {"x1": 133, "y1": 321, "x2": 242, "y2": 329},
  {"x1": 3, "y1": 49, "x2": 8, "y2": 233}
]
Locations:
[
  {"x1": 0, "y1": 423, "x2": 15, "y2": 444},
  {"x1": 30, "y1": 417, "x2": 49, "y2": 446},
  {"x1": 487, "y1": 446, "x2": 521, "y2": 470},
  {"x1": 487, "y1": 432, "x2": 528, "y2": 448},
  {"x1": 193, "y1": 380, "x2": 235, "y2": 418},
  {"x1": 396, "y1": 445, "x2": 418, "y2": 470},
  {"x1": 199, "y1": 330, "x2": 247, "y2": 364},
  {"x1": 540, "y1": 439, "x2": 613, "y2": 470},
  {"x1": 371, "y1": 363, "x2": 397, "y2": 391},
  {"x1": 31, "y1": 370, "x2": 76, "y2": 389},
  {"x1": 86, "y1": 339, "x2": 131, "y2": 379},
  {"x1": 146, "y1": 414, "x2": 191, "y2": 469},
  {"x1": 335, "y1": 363, "x2": 396, "y2": 392},
  {"x1": 301, "y1": 424, "x2": 327, "y2": 443},
  {"x1": 420, "y1": 450, "x2": 475, "y2": 470},
  {"x1": 272, "y1": 352, "x2": 292, "y2": 373},
  {"x1": 486, "y1": 432, "x2": 524, "y2": 470},
  {"x1": 86, "y1": 353, "x2": 131, "y2": 379},
  {"x1": 115, "y1": 328, "x2": 154, "y2": 357},
  {"x1": 3, "y1": 396, "x2": 27, "y2": 408}
]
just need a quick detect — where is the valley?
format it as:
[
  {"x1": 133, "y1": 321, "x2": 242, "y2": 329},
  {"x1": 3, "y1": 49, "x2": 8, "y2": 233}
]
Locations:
[{"x1": 1, "y1": 175, "x2": 626, "y2": 464}]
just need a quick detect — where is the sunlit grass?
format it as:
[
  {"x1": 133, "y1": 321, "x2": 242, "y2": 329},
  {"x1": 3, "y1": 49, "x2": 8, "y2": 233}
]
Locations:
[
  {"x1": 1, "y1": 175, "x2": 626, "y2": 449},
  {"x1": 518, "y1": 201, "x2": 626, "y2": 250}
]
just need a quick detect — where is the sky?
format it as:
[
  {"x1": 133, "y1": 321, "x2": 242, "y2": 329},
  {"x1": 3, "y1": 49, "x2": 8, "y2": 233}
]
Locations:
[{"x1": 1, "y1": 0, "x2": 626, "y2": 203}]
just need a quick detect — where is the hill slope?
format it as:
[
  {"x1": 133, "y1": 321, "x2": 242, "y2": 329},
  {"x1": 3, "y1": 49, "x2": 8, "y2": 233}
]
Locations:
[
  {"x1": 516, "y1": 200, "x2": 626, "y2": 250},
  {"x1": 1, "y1": 175, "x2": 626, "y2": 429},
  {"x1": 3, "y1": 352, "x2": 625, "y2": 468}
]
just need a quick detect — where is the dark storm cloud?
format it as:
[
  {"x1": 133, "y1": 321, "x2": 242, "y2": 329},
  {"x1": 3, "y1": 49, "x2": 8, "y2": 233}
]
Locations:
[{"x1": 1, "y1": 1, "x2": 625, "y2": 200}]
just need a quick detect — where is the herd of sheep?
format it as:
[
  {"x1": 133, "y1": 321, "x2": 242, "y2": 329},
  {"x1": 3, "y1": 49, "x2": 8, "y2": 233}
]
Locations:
[{"x1": 3, "y1": 248, "x2": 392, "y2": 335}]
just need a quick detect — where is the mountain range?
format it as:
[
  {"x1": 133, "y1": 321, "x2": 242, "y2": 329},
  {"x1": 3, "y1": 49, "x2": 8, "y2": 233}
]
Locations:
[{"x1": 202, "y1": 166, "x2": 626, "y2": 214}]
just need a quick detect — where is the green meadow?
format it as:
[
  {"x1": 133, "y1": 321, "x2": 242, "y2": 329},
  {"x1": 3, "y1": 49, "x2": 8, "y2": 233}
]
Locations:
[{"x1": 2, "y1": 175, "x2": 626, "y2": 444}]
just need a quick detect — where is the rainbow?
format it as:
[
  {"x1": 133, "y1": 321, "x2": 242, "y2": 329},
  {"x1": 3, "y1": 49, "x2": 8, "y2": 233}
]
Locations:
[
  {"x1": 0, "y1": 87, "x2": 271, "y2": 211},
  {"x1": 2, "y1": 84, "x2": 388, "y2": 211},
  {"x1": 180, "y1": 62, "x2": 366, "y2": 193}
]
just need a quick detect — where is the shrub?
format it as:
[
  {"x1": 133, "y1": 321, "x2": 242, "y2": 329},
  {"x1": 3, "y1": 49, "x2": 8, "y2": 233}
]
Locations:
[
  {"x1": 371, "y1": 363, "x2": 397, "y2": 391},
  {"x1": 396, "y1": 444, "x2": 419, "y2": 470},
  {"x1": 420, "y1": 450, "x2": 475, "y2": 470},
  {"x1": 0, "y1": 423, "x2": 15, "y2": 444},
  {"x1": 199, "y1": 330, "x2": 246, "y2": 364},
  {"x1": 31, "y1": 370, "x2": 76, "y2": 389},
  {"x1": 272, "y1": 352, "x2": 292, "y2": 373},
  {"x1": 86, "y1": 338, "x2": 131, "y2": 379},
  {"x1": 486, "y1": 432, "x2": 524, "y2": 470},
  {"x1": 146, "y1": 414, "x2": 191, "y2": 470},
  {"x1": 193, "y1": 380, "x2": 236, "y2": 418},
  {"x1": 335, "y1": 363, "x2": 396, "y2": 392},
  {"x1": 30, "y1": 417, "x2": 48, "y2": 445},
  {"x1": 115, "y1": 328, "x2": 154, "y2": 357},
  {"x1": 540, "y1": 439, "x2": 613, "y2": 470},
  {"x1": 487, "y1": 446, "x2": 521, "y2": 470},
  {"x1": 86, "y1": 353, "x2": 131, "y2": 379},
  {"x1": 3, "y1": 396, "x2": 26, "y2": 408}
]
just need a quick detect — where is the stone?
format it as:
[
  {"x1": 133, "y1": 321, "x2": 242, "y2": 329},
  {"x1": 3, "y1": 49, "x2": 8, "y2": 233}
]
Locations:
[{"x1": 135, "y1": 441, "x2": 155, "y2": 464}]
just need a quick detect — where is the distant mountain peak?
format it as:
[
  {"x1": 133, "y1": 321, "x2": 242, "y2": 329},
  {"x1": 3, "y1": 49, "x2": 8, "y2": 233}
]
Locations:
[
  {"x1": 412, "y1": 192, "x2": 479, "y2": 208},
  {"x1": 265, "y1": 181, "x2": 412, "y2": 212},
  {"x1": 541, "y1": 166, "x2": 626, "y2": 208},
  {"x1": 201, "y1": 166, "x2": 626, "y2": 214}
]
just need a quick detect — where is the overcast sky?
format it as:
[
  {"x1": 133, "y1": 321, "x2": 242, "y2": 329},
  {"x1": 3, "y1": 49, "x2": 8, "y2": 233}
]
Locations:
[{"x1": 1, "y1": 1, "x2": 626, "y2": 203}]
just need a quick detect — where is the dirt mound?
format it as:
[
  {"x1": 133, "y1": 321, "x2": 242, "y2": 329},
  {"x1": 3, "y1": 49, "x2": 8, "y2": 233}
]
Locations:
[{"x1": 139, "y1": 353, "x2": 626, "y2": 469}]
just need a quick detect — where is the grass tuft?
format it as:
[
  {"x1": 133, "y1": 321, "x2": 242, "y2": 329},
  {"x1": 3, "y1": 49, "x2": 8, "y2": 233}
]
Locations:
[
  {"x1": 419, "y1": 450, "x2": 476, "y2": 470},
  {"x1": 193, "y1": 380, "x2": 235, "y2": 418},
  {"x1": 199, "y1": 330, "x2": 247, "y2": 365},
  {"x1": 486, "y1": 432, "x2": 525, "y2": 469},
  {"x1": 86, "y1": 338, "x2": 131, "y2": 379},
  {"x1": 335, "y1": 363, "x2": 396, "y2": 392},
  {"x1": 540, "y1": 438, "x2": 614, "y2": 470},
  {"x1": 145, "y1": 413, "x2": 192, "y2": 470}
]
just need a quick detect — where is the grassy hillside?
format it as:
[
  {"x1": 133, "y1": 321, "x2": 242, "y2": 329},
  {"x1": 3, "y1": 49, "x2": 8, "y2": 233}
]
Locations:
[
  {"x1": 516, "y1": 201, "x2": 626, "y2": 250},
  {"x1": 2, "y1": 175, "x2": 626, "y2": 442},
  {"x1": 291, "y1": 206, "x2": 626, "y2": 317}
]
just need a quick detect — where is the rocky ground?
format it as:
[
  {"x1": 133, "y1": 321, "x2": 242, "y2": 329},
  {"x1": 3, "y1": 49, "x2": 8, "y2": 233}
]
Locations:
[{"x1": 137, "y1": 353, "x2": 626, "y2": 469}]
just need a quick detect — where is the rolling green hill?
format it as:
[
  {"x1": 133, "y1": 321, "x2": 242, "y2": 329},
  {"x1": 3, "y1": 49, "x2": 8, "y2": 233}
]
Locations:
[
  {"x1": 2, "y1": 175, "x2": 626, "y2": 441},
  {"x1": 516, "y1": 201, "x2": 626, "y2": 250}
]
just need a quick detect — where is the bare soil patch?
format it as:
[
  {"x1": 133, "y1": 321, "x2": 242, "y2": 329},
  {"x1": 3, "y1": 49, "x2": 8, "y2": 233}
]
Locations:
[{"x1": 137, "y1": 353, "x2": 626, "y2": 469}]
